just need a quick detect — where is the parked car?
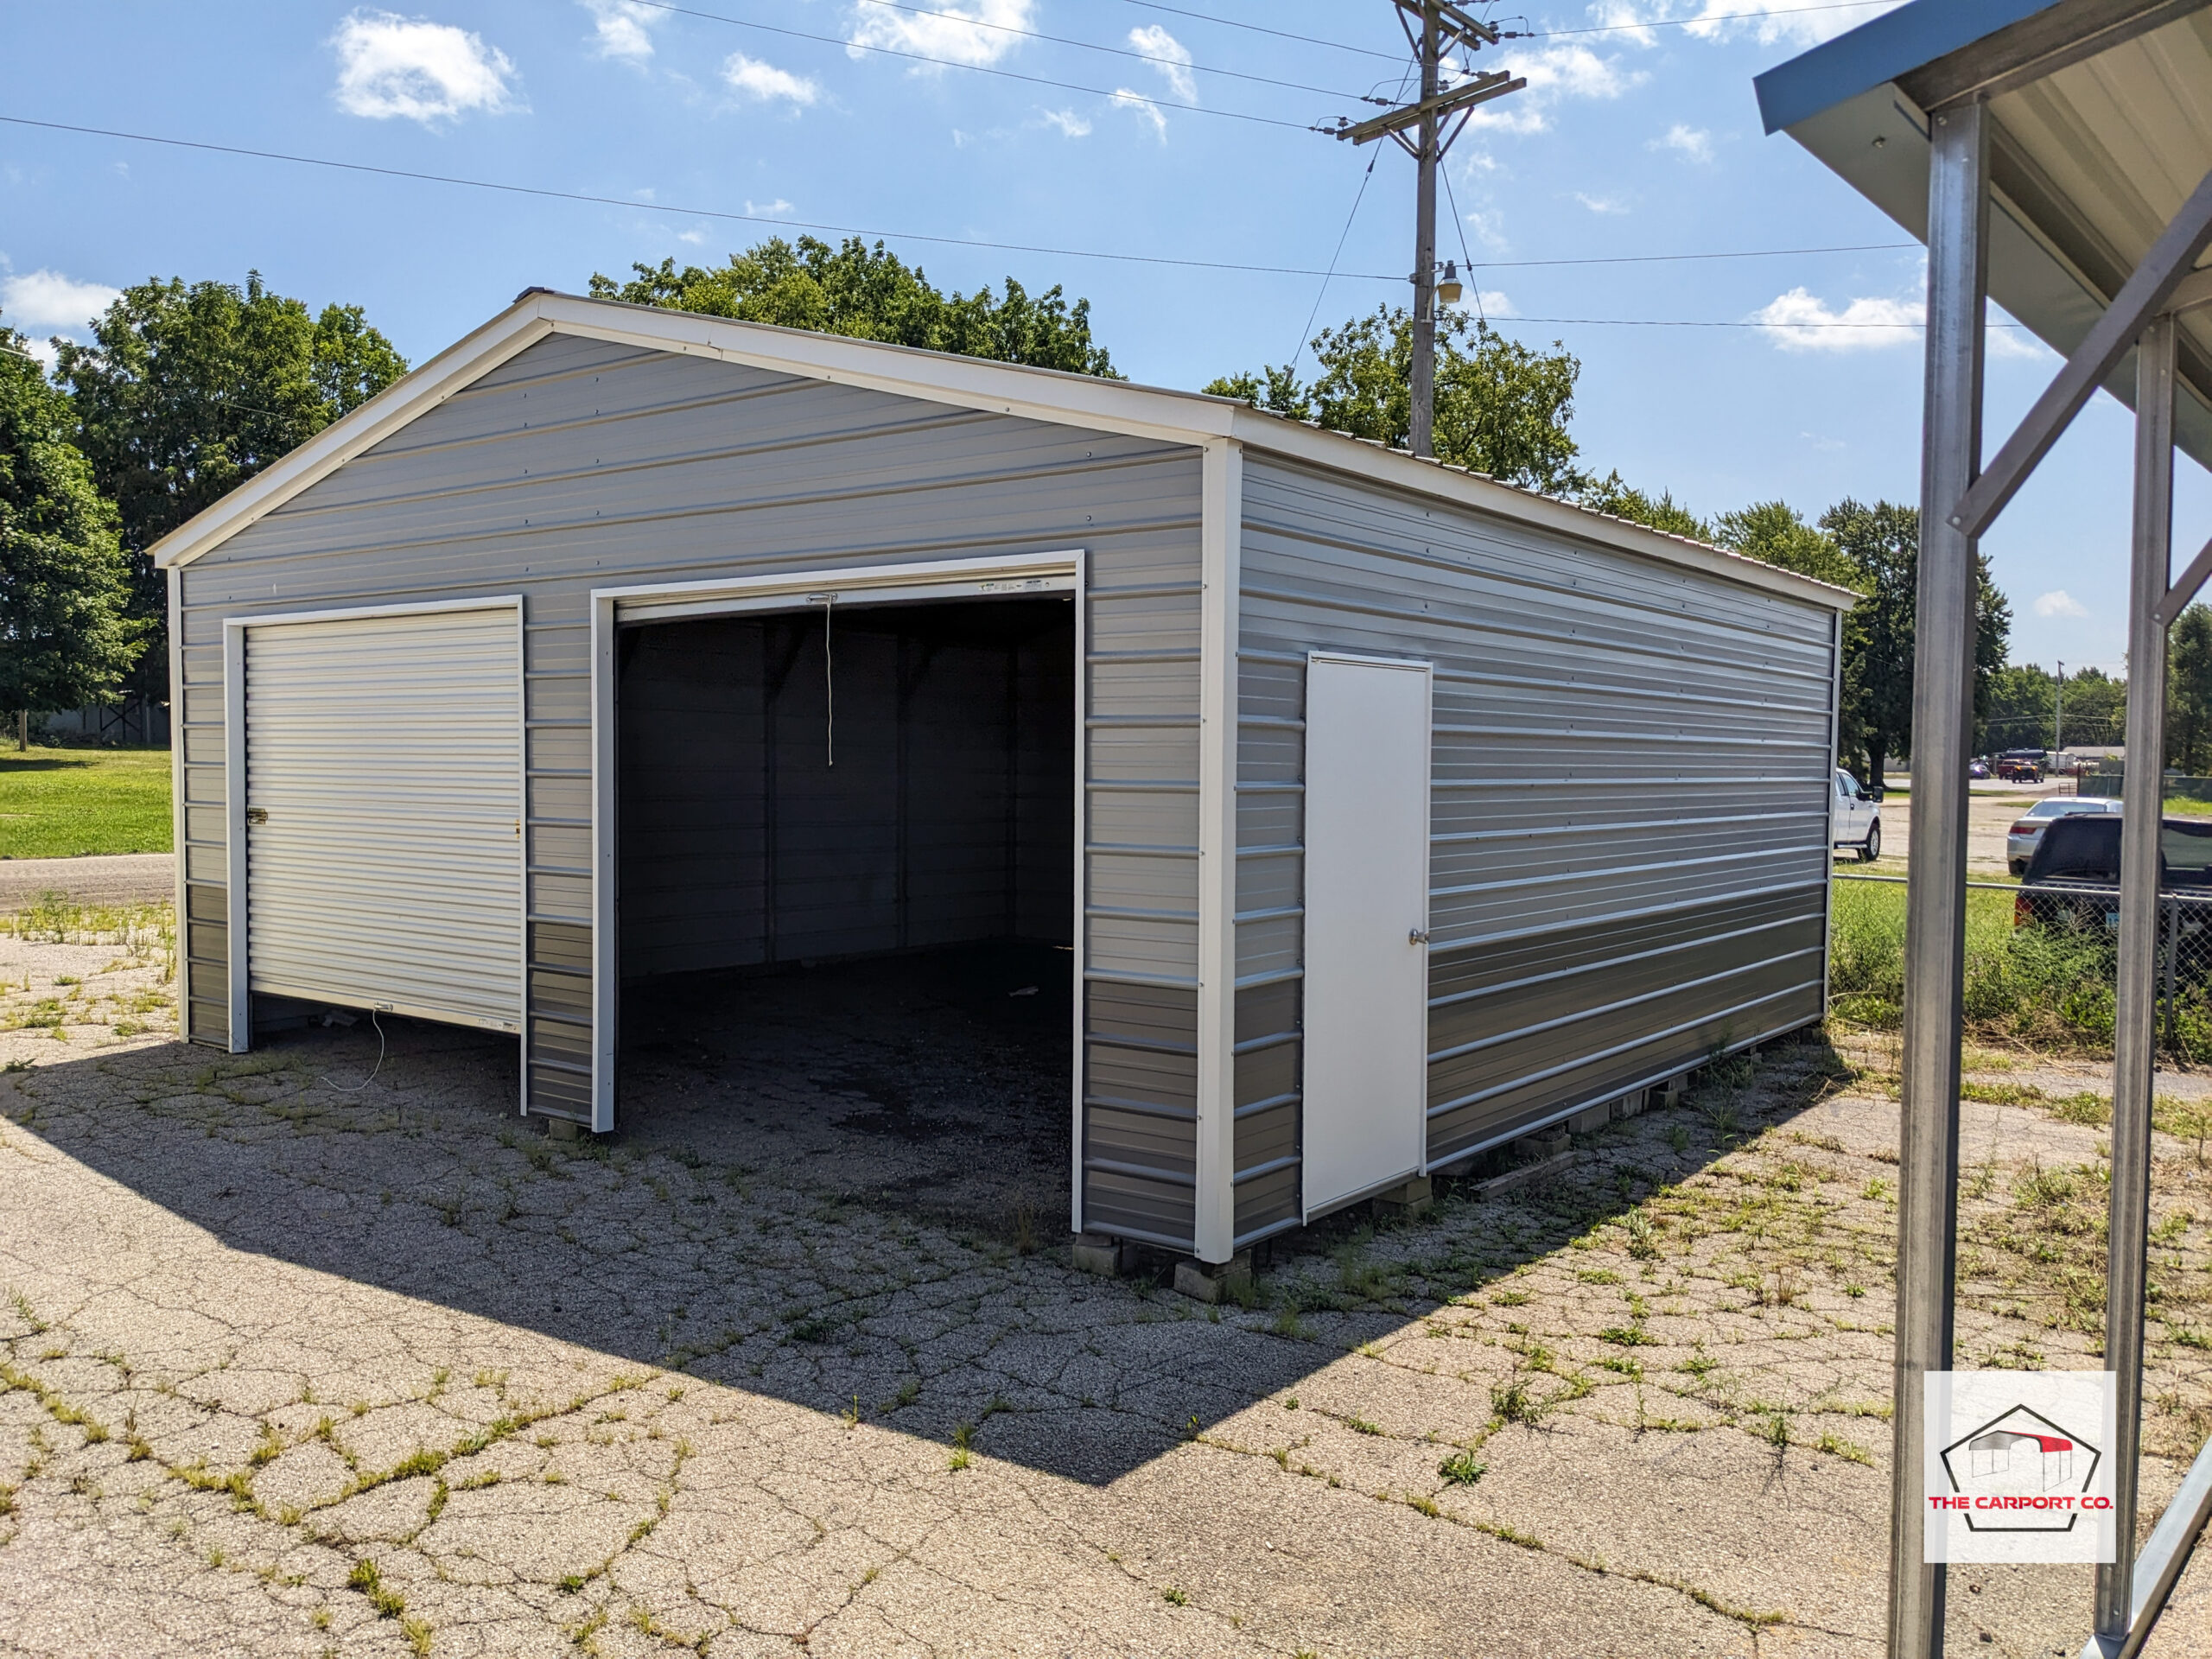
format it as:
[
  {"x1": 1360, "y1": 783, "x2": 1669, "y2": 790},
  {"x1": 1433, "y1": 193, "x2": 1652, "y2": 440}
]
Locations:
[
  {"x1": 2014, "y1": 815, "x2": 2212, "y2": 938},
  {"x1": 1833, "y1": 766, "x2": 1882, "y2": 862},
  {"x1": 2006, "y1": 796, "x2": 2121, "y2": 874},
  {"x1": 1996, "y1": 748, "x2": 2045, "y2": 782},
  {"x1": 1968, "y1": 759, "x2": 1992, "y2": 779}
]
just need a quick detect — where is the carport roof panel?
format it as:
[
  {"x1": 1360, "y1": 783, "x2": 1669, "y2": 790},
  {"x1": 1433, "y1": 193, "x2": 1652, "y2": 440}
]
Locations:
[
  {"x1": 1754, "y1": 0, "x2": 2212, "y2": 467},
  {"x1": 148, "y1": 290, "x2": 1854, "y2": 611}
]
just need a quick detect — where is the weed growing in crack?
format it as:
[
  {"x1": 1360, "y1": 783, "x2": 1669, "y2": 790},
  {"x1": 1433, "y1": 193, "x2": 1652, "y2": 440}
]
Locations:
[{"x1": 1439, "y1": 1450, "x2": 1486, "y2": 1485}]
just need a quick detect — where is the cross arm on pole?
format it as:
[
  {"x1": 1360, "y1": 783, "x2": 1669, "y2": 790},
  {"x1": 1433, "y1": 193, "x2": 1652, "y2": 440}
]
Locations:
[
  {"x1": 1391, "y1": 0, "x2": 1500, "y2": 49},
  {"x1": 1331, "y1": 73, "x2": 1522, "y2": 145},
  {"x1": 1948, "y1": 164, "x2": 2212, "y2": 542}
]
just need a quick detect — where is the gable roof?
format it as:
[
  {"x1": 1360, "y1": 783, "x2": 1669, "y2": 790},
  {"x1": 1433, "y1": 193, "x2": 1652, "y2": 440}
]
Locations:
[{"x1": 150, "y1": 289, "x2": 1853, "y2": 611}]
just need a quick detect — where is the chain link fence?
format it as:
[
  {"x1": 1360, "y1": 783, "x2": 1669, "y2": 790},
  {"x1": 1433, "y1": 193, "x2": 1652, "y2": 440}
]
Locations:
[{"x1": 1830, "y1": 872, "x2": 2212, "y2": 1060}]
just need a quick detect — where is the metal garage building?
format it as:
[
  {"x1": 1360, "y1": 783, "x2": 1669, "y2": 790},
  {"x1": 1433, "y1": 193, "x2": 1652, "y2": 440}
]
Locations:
[{"x1": 156, "y1": 289, "x2": 1853, "y2": 1267}]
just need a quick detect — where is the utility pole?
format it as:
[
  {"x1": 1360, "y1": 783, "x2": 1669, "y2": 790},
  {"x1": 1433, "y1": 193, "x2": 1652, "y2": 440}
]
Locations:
[{"x1": 1329, "y1": 3, "x2": 1524, "y2": 459}]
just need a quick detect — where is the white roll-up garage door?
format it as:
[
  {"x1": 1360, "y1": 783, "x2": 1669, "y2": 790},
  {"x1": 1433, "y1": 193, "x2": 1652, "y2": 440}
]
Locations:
[{"x1": 242, "y1": 603, "x2": 523, "y2": 1032}]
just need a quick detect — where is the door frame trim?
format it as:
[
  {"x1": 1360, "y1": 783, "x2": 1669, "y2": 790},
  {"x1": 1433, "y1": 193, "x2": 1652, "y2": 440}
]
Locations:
[
  {"x1": 588, "y1": 550, "x2": 1087, "y2": 1137},
  {"x1": 222, "y1": 595, "x2": 527, "y2": 1108}
]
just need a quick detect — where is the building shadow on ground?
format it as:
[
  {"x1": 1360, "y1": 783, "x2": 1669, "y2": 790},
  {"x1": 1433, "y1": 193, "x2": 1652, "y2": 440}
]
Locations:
[{"x1": 9, "y1": 970, "x2": 1847, "y2": 1488}]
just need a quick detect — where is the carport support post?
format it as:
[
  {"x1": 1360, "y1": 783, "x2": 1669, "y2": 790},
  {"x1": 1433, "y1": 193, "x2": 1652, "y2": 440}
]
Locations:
[
  {"x1": 2097, "y1": 312, "x2": 2177, "y2": 1643},
  {"x1": 1888, "y1": 95, "x2": 1986, "y2": 1659}
]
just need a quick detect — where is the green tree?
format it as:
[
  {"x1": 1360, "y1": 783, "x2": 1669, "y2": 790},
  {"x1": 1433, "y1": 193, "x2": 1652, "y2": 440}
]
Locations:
[
  {"x1": 54, "y1": 272, "x2": 408, "y2": 698},
  {"x1": 1205, "y1": 306, "x2": 1584, "y2": 493},
  {"x1": 1816, "y1": 499, "x2": 2011, "y2": 785},
  {"x1": 1982, "y1": 662, "x2": 2055, "y2": 753},
  {"x1": 2061, "y1": 665, "x2": 2125, "y2": 750},
  {"x1": 1578, "y1": 471, "x2": 1708, "y2": 539},
  {"x1": 2169, "y1": 607, "x2": 2212, "y2": 772},
  {"x1": 1, "y1": 321, "x2": 142, "y2": 730},
  {"x1": 591, "y1": 237, "x2": 1119, "y2": 377}
]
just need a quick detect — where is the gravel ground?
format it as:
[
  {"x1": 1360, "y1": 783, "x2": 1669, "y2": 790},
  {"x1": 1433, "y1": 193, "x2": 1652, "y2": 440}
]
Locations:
[
  {"x1": 0, "y1": 855, "x2": 174, "y2": 911},
  {"x1": 2, "y1": 912, "x2": 2210, "y2": 1657}
]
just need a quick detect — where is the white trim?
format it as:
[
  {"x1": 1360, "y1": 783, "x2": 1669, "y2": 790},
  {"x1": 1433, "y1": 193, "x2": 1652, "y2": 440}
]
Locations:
[
  {"x1": 1193, "y1": 440, "x2": 1243, "y2": 1264},
  {"x1": 1070, "y1": 548, "x2": 1090, "y2": 1238},
  {"x1": 513, "y1": 597, "x2": 530, "y2": 1119},
  {"x1": 221, "y1": 595, "x2": 529, "y2": 1062},
  {"x1": 218, "y1": 594, "x2": 528, "y2": 631},
  {"x1": 167, "y1": 565, "x2": 190, "y2": 1036},
  {"x1": 601, "y1": 552, "x2": 1081, "y2": 623},
  {"x1": 146, "y1": 291, "x2": 1855, "y2": 615},
  {"x1": 222, "y1": 621, "x2": 249, "y2": 1054},
  {"x1": 587, "y1": 551, "x2": 1086, "y2": 1141},
  {"x1": 590, "y1": 590, "x2": 619, "y2": 1134}
]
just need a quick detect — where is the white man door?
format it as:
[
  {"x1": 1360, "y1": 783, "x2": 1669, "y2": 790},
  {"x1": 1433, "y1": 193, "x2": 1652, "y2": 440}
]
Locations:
[{"x1": 1300, "y1": 652, "x2": 1433, "y2": 1218}]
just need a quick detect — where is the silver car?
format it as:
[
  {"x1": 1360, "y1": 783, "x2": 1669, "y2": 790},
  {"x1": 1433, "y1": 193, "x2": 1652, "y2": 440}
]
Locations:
[{"x1": 2007, "y1": 796, "x2": 2121, "y2": 874}]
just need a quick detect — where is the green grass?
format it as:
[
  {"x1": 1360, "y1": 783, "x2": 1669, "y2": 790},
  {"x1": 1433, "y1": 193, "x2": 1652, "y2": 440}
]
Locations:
[
  {"x1": 0, "y1": 747, "x2": 171, "y2": 859},
  {"x1": 2165, "y1": 797, "x2": 2212, "y2": 817}
]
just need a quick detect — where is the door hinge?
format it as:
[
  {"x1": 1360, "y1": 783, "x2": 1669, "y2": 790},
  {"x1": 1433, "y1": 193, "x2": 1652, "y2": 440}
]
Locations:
[{"x1": 1408, "y1": 926, "x2": 1431, "y2": 945}]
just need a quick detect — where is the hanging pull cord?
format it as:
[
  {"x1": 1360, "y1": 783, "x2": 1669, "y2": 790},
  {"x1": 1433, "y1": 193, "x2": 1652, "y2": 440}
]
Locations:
[{"x1": 807, "y1": 594, "x2": 838, "y2": 766}]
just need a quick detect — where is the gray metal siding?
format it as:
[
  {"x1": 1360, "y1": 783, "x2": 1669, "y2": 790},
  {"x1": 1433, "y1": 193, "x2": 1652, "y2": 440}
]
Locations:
[
  {"x1": 174, "y1": 333, "x2": 1204, "y2": 1223},
  {"x1": 1236, "y1": 455, "x2": 1837, "y2": 1183}
]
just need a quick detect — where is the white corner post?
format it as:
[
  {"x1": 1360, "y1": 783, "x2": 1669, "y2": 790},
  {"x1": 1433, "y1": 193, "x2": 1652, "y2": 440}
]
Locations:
[
  {"x1": 2098, "y1": 312, "x2": 2177, "y2": 1643},
  {"x1": 1194, "y1": 439, "x2": 1244, "y2": 1265},
  {"x1": 588, "y1": 591, "x2": 619, "y2": 1134},
  {"x1": 1890, "y1": 93, "x2": 1987, "y2": 1659},
  {"x1": 221, "y1": 618, "x2": 252, "y2": 1055}
]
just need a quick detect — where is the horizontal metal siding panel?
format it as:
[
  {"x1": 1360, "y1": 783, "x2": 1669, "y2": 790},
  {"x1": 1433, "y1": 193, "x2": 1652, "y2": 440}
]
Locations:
[
  {"x1": 184, "y1": 883, "x2": 229, "y2": 1048},
  {"x1": 1232, "y1": 977, "x2": 1300, "y2": 1240},
  {"x1": 245, "y1": 609, "x2": 523, "y2": 1031},
  {"x1": 1425, "y1": 887, "x2": 1827, "y2": 1162},
  {"x1": 1083, "y1": 978, "x2": 1198, "y2": 1249}
]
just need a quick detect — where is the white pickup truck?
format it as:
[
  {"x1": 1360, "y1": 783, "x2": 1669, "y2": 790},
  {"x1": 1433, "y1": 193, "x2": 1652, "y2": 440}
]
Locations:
[{"x1": 1832, "y1": 767, "x2": 1882, "y2": 862}]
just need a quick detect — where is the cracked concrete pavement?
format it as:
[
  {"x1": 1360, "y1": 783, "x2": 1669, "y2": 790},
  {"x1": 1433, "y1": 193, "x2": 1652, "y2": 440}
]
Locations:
[{"x1": 2, "y1": 908, "x2": 2211, "y2": 1657}]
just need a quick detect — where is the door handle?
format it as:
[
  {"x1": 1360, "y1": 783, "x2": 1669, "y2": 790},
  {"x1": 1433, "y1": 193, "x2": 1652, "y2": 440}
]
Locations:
[{"x1": 1408, "y1": 927, "x2": 1430, "y2": 945}]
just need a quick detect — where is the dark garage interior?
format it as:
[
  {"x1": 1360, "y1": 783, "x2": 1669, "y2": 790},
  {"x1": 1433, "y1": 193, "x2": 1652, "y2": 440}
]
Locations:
[{"x1": 612, "y1": 596, "x2": 1079, "y2": 1224}]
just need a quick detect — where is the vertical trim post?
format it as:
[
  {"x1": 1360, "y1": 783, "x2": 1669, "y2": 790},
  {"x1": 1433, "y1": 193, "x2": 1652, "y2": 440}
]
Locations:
[
  {"x1": 222, "y1": 619, "x2": 251, "y2": 1055},
  {"x1": 1070, "y1": 548, "x2": 1090, "y2": 1237},
  {"x1": 2098, "y1": 313, "x2": 2177, "y2": 1639},
  {"x1": 1889, "y1": 94, "x2": 1988, "y2": 1659},
  {"x1": 1195, "y1": 440, "x2": 1244, "y2": 1262},
  {"x1": 589, "y1": 593, "x2": 619, "y2": 1133},
  {"x1": 168, "y1": 567, "x2": 190, "y2": 1030}
]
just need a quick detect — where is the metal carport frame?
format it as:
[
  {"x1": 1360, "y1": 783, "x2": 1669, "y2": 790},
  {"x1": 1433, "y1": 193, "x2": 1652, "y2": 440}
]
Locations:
[{"x1": 1758, "y1": 4, "x2": 2212, "y2": 1655}]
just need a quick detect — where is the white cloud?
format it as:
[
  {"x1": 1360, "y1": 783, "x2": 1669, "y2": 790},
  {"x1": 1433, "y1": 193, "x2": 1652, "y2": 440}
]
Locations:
[
  {"x1": 1471, "y1": 44, "x2": 1641, "y2": 134},
  {"x1": 846, "y1": 0, "x2": 1034, "y2": 71},
  {"x1": 1751, "y1": 287, "x2": 1921, "y2": 352},
  {"x1": 677, "y1": 227, "x2": 709, "y2": 245},
  {"x1": 1111, "y1": 88, "x2": 1167, "y2": 141},
  {"x1": 1, "y1": 269, "x2": 121, "y2": 333},
  {"x1": 1038, "y1": 107, "x2": 1091, "y2": 138},
  {"x1": 723, "y1": 53, "x2": 820, "y2": 105},
  {"x1": 1574, "y1": 191, "x2": 1630, "y2": 214},
  {"x1": 330, "y1": 10, "x2": 524, "y2": 124},
  {"x1": 1650, "y1": 123, "x2": 1713, "y2": 163},
  {"x1": 1128, "y1": 24, "x2": 1195, "y2": 103},
  {"x1": 2034, "y1": 590, "x2": 2090, "y2": 620},
  {"x1": 1987, "y1": 323, "x2": 2056, "y2": 361},
  {"x1": 744, "y1": 198, "x2": 794, "y2": 216},
  {"x1": 1470, "y1": 289, "x2": 1516, "y2": 317},
  {"x1": 581, "y1": 0, "x2": 659, "y2": 64}
]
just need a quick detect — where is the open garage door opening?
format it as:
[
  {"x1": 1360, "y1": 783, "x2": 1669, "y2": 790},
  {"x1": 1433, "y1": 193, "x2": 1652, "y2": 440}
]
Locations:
[{"x1": 613, "y1": 594, "x2": 1078, "y2": 1229}]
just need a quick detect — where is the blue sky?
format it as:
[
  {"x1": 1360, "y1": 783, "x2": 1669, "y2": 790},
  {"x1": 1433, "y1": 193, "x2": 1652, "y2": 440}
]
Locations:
[{"x1": 3, "y1": 0, "x2": 2204, "y2": 678}]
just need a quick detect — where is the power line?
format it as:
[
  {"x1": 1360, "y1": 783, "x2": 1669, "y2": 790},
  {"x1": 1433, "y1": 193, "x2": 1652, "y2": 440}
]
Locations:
[
  {"x1": 0, "y1": 112, "x2": 1924, "y2": 288},
  {"x1": 1519, "y1": 2, "x2": 1899, "y2": 41},
  {"x1": 642, "y1": 0, "x2": 1383, "y2": 103},
  {"x1": 607, "y1": 2, "x2": 1319, "y2": 130},
  {"x1": 1109, "y1": 0, "x2": 1414, "y2": 63}
]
